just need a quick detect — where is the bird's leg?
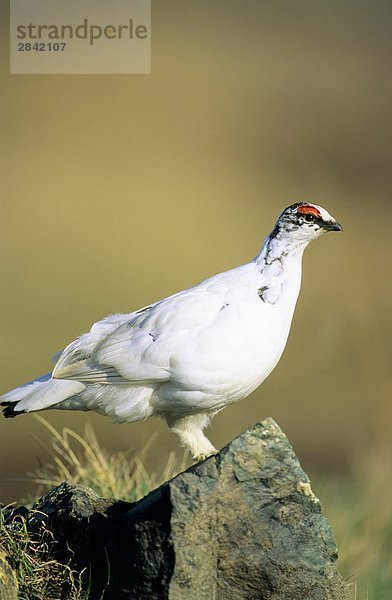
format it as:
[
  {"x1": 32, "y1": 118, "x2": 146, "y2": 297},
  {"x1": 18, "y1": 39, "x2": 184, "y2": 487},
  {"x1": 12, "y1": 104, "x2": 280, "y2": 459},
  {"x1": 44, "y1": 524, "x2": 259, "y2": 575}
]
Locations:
[{"x1": 168, "y1": 413, "x2": 218, "y2": 462}]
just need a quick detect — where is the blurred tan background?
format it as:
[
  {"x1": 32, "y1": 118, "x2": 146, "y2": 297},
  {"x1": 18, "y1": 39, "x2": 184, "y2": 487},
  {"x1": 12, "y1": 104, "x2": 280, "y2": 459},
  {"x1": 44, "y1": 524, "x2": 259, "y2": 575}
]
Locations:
[{"x1": 1, "y1": 0, "x2": 391, "y2": 504}]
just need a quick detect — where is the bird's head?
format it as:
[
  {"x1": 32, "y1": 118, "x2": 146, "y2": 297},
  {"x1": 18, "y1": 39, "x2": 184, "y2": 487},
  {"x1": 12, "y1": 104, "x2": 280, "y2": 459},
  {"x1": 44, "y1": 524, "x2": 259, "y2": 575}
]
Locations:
[{"x1": 271, "y1": 202, "x2": 343, "y2": 243}]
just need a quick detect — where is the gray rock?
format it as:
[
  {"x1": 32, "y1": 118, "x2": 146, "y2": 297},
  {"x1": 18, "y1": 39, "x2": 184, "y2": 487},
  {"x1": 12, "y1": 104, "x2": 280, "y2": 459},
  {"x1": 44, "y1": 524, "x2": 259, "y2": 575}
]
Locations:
[{"x1": 26, "y1": 418, "x2": 348, "y2": 600}]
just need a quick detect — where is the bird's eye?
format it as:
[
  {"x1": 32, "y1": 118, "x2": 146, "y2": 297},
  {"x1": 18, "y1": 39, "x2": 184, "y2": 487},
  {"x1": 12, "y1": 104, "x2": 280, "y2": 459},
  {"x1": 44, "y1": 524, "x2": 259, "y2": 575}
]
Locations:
[{"x1": 304, "y1": 213, "x2": 315, "y2": 222}]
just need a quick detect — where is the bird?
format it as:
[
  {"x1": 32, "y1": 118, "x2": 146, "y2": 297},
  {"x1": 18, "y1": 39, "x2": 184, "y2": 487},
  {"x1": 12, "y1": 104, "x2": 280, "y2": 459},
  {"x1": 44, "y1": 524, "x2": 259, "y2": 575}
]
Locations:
[{"x1": 1, "y1": 202, "x2": 342, "y2": 461}]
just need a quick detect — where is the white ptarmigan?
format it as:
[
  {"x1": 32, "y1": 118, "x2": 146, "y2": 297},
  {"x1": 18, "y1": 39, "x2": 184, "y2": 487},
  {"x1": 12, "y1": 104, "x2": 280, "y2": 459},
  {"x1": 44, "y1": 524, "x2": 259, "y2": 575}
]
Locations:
[{"x1": 1, "y1": 203, "x2": 342, "y2": 461}]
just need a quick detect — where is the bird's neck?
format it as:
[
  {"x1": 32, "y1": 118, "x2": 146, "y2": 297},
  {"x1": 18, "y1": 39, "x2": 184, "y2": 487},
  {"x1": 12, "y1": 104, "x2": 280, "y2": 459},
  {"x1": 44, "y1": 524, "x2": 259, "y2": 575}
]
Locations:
[
  {"x1": 253, "y1": 230, "x2": 308, "y2": 321},
  {"x1": 250, "y1": 232, "x2": 307, "y2": 306},
  {"x1": 255, "y1": 230, "x2": 308, "y2": 269}
]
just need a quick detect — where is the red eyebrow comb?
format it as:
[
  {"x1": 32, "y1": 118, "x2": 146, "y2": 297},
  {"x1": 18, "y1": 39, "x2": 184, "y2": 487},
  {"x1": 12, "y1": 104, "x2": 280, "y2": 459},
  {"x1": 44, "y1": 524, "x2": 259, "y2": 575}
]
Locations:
[{"x1": 297, "y1": 204, "x2": 322, "y2": 218}]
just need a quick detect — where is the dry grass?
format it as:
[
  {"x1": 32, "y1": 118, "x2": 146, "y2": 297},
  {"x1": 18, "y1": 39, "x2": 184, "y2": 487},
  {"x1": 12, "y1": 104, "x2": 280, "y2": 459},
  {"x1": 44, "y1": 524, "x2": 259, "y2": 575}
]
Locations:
[
  {"x1": 0, "y1": 510, "x2": 87, "y2": 600},
  {"x1": 23, "y1": 415, "x2": 185, "y2": 504}
]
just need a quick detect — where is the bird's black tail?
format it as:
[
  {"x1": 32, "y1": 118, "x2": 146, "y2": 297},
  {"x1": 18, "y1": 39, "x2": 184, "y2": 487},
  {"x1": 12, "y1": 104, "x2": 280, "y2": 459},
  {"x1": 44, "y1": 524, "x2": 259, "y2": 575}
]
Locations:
[{"x1": 1, "y1": 401, "x2": 25, "y2": 419}]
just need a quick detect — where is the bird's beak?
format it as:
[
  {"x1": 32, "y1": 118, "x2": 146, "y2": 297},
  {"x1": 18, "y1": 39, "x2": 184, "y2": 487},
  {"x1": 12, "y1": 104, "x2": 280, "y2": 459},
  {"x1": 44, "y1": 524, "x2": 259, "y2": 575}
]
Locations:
[{"x1": 323, "y1": 220, "x2": 343, "y2": 232}]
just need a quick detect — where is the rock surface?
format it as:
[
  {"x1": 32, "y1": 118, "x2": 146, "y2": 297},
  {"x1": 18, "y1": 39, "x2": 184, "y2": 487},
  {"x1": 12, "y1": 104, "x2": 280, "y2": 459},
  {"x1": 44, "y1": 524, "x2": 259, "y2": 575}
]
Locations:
[
  {"x1": 8, "y1": 419, "x2": 349, "y2": 599},
  {"x1": 0, "y1": 550, "x2": 18, "y2": 600}
]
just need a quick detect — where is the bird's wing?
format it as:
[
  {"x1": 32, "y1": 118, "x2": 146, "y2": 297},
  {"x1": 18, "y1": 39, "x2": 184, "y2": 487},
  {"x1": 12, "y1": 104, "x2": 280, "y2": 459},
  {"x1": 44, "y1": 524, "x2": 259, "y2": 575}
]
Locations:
[
  {"x1": 52, "y1": 309, "x2": 151, "y2": 383},
  {"x1": 52, "y1": 288, "x2": 226, "y2": 385}
]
